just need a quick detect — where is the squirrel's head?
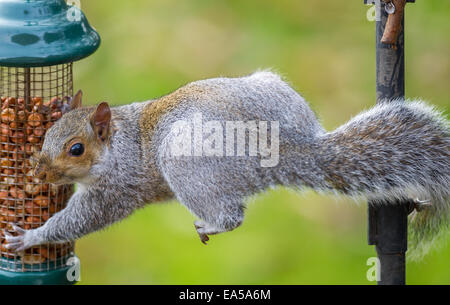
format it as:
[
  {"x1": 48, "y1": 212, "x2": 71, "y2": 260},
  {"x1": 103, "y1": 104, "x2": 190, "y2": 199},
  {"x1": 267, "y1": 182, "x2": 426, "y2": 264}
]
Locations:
[{"x1": 32, "y1": 90, "x2": 112, "y2": 185}]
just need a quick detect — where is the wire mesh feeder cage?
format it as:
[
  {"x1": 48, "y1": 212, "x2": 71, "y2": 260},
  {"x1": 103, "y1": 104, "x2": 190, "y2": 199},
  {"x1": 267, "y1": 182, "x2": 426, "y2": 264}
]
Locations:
[
  {"x1": 0, "y1": 0, "x2": 100, "y2": 284},
  {"x1": 0, "y1": 65, "x2": 75, "y2": 270}
]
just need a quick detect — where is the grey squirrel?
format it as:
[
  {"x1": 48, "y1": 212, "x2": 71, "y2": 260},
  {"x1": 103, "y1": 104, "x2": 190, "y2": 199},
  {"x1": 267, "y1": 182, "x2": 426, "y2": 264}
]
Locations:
[{"x1": 3, "y1": 71, "x2": 450, "y2": 259}]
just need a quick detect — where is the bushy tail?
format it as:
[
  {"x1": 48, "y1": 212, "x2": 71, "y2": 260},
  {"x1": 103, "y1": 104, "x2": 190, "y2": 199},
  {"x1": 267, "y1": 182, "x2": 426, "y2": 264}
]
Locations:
[{"x1": 317, "y1": 99, "x2": 449, "y2": 259}]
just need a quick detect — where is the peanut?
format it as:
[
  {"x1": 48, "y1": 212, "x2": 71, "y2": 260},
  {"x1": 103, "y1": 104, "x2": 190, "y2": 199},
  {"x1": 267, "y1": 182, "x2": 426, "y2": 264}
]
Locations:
[
  {"x1": 24, "y1": 184, "x2": 41, "y2": 196},
  {"x1": 11, "y1": 131, "x2": 25, "y2": 144},
  {"x1": 1, "y1": 108, "x2": 15, "y2": 123},
  {"x1": 2, "y1": 168, "x2": 14, "y2": 176},
  {"x1": 0, "y1": 158, "x2": 13, "y2": 167},
  {"x1": 9, "y1": 187, "x2": 25, "y2": 199},
  {"x1": 48, "y1": 204, "x2": 59, "y2": 214},
  {"x1": 33, "y1": 127, "x2": 45, "y2": 137},
  {"x1": 42, "y1": 210, "x2": 50, "y2": 221},
  {"x1": 24, "y1": 201, "x2": 41, "y2": 214},
  {"x1": 9, "y1": 121, "x2": 20, "y2": 129},
  {"x1": 6, "y1": 97, "x2": 16, "y2": 106},
  {"x1": 27, "y1": 112, "x2": 44, "y2": 127},
  {"x1": 22, "y1": 254, "x2": 46, "y2": 264},
  {"x1": 25, "y1": 125, "x2": 33, "y2": 135},
  {"x1": 32, "y1": 97, "x2": 42, "y2": 106},
  {"x1": 17, "y1": 110, "x2": 26, "y2": 122},
  {"x1": 1, "y1": 124, "x2": 9, "y2": 135},
  {"x1": 0, "y1": 208, "x2": 16, "y2": 222},
  {"x1": 45, "y1": 121, "x2": 54, "y2": 129},
  {"x1": 0, "y1": 190, "x2": 8, "y2": 200},
  {"x1": 33, "y1": 195, "x2": 50, "y2": 207},
  {"x1": 25, "y1": 216, "x2": 41, "y2": 224},
  {"x1": 27, "y1": 134, "x2": 40, "y2": 144},
  {"x1": 38, "y1": 247, "x2": 48, "y2": 258}
]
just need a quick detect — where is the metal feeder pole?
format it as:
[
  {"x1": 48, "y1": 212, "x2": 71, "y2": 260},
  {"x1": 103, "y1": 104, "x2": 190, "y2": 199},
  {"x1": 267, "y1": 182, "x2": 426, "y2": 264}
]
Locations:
[{"x1": 365, "y1": 0, "x2": 415, "y2": 285}]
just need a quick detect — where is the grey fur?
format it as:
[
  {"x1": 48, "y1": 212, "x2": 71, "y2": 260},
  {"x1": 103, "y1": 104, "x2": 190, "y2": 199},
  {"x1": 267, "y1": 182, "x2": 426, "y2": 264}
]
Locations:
[{"x1": 5, "y1": 71, "x2": 449, "y2": 260}]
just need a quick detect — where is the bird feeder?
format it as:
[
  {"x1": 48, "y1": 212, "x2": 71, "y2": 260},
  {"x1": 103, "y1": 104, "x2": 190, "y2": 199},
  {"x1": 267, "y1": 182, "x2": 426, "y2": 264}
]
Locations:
[{"x1": 0, "y1": 0, "x2": 100, "y2": 284}]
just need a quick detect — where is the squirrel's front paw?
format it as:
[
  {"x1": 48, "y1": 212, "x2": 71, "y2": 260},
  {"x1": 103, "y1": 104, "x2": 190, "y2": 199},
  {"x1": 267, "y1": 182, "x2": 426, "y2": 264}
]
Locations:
[{"x1": 3, "y1": 224, "x2": 40, "y2": 252}]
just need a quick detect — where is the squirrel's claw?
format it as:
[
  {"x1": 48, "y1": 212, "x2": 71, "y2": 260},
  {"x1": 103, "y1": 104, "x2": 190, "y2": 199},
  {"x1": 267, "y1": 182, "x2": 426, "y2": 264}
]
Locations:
[
  {"x1": 4, "y1": 242, "x2": 26, "y2": 252},
  {"x1": 194, "y1": 221, "x2": 210, "y2": 245},
  {"x1": 3, "y1": 224, "x2": 33, "y2": 252},
  {"x1": 194, "y1": 220, "x2": 225, "y2": 245},
  {"x1": 198, "y1": 233, "x2": 210, "y2": 245},
  {"x1": 10, "y1": 224, "x2": 26, "y2": 235}
]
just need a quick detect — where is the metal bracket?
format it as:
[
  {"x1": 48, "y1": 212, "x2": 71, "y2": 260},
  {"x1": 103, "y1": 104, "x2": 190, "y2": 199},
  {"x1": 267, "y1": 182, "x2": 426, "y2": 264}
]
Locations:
[
  {"x1": 364, "y1": 0, "x2": 415, "y2": 4},
  {"x1": 364, "y1": 0, "x2": 414, "y2": 45}
]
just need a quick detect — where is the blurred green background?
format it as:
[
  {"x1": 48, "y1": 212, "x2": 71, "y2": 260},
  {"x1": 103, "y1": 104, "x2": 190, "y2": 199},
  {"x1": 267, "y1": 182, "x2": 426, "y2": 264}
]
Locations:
[{"x1": 74, "y1": 0, "x2": 450, "y2": 284}]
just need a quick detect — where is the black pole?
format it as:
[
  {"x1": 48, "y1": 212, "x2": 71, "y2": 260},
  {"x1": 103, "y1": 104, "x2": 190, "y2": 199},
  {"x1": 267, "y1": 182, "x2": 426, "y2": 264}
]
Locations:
[{"x1": 366, "y1": 0, "x2": 414, "y2": 285}]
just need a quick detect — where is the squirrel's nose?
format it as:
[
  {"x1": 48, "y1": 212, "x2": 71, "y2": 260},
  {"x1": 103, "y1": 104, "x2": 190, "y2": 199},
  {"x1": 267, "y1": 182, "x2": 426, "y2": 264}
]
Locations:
[{"x1": 33, "y1": 164, "x2": 47, "y2": 181}]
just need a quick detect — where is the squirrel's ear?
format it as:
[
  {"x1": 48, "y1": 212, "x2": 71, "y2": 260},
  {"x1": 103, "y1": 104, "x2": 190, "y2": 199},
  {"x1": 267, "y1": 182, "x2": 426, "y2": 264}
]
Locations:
[
  {"x1": 70, "y1": 90, "x2": 83, "y2": 110},
  {"x1": 91, "y1": 102, "x2": 111, "y2": 142}
]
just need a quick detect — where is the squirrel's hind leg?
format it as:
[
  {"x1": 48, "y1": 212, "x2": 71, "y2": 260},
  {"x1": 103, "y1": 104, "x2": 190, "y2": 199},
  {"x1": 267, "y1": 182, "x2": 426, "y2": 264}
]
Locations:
[
  {"x1": 158, "y1": 157, "x2": 247, "y2": 244},
  {"x1": 183, "y1": 196, "x2": 245, "y2": 245},
  {"x1": 177, "y1": 194, "x2": 245, "y2": 245}
]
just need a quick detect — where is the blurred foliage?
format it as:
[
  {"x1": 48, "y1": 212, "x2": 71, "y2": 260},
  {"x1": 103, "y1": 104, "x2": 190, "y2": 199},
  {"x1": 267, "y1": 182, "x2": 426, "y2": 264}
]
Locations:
[{"x1": 73, "y1": 0, "x2": 449, "y2": 284}]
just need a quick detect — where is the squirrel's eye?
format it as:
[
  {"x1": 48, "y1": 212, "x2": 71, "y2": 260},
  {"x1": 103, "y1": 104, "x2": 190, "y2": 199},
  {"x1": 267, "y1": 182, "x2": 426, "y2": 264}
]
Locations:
[{"x1": 69, "y1": 143, "x2": 84, "y2": 157}]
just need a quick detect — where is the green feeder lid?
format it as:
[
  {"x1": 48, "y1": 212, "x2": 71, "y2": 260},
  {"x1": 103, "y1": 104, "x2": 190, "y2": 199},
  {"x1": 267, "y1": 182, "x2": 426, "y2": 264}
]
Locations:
[{"x1": 0, "y1": 0, "x2": 101, "y2": 67}]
